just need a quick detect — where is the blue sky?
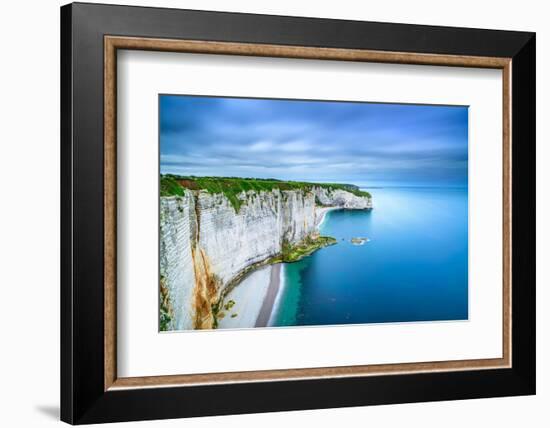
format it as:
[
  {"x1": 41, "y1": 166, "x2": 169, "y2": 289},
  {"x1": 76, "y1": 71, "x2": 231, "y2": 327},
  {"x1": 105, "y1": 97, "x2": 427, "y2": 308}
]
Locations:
[{"x1": 160, "y1": 95, "x2": 468, "y2": 187}]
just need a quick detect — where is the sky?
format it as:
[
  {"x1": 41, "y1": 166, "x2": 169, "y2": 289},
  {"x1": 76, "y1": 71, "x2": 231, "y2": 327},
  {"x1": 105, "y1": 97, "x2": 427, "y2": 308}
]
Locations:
[{"x1": 160, "y1": 95, "x2": 468, "y2": 187}]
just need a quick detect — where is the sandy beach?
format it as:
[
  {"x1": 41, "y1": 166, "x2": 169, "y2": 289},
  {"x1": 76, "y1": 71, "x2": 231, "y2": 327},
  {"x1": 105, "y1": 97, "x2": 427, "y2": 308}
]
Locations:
[
  {"x1": 316, "y1": 206, "x2": 339, "y2": 229},
  {"x1": 217, "y1": 264, "x2": 281, "y2": 329},
  {"x1": 255, "y1": 264, "x2": 281, "y2": 327}
]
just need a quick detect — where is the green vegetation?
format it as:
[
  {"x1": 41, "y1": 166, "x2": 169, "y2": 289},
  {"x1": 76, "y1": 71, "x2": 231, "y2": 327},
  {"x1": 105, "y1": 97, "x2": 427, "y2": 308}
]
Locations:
[
  {"x1": 160, "y1": 175, "x2": 185, "y2": 197},
  {"x1": 270, "y1": 235, "x2": 338, "y2": 264},
  {"x1": 160, "y1": 175, "x2": 371, "y2": 213},
  {"x1": 224, "y1": 300, "x2": 236, "y2": 311},
  {"x1": 159, "y1": 276, "x2": 173, "y2": 331},
  {"x1": 159, "y1": 305, "x2": 171, "y2": 331}
]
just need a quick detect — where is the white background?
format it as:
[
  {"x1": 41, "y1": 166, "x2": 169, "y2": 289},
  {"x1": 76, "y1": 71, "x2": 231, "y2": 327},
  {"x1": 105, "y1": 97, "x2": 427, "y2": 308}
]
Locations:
[
  {"x1": 118, "y1": 51, "x2": 503, "y2": 377},
  {"x1": 0, "y1": 0, "x2": 546, "y2": 427}
]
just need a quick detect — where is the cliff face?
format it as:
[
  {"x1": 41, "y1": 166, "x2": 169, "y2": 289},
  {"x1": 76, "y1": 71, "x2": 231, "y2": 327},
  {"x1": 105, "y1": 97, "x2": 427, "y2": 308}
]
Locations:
[
  {"x1": 313, "y1": 187, "x2": 372, "y2": 209},
  {"x1": 159, "y1": 191, "x2": 197, "y2": 330},
  {"x1": 160, "y1": 187, "x2": 372, "y2": 330}
]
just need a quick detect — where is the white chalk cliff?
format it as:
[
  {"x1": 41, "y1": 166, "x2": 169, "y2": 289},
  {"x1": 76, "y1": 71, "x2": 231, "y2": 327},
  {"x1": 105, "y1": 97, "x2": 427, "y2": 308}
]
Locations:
[{"x1": 160, "y1": 187, "x2": 372, "y2": 330}]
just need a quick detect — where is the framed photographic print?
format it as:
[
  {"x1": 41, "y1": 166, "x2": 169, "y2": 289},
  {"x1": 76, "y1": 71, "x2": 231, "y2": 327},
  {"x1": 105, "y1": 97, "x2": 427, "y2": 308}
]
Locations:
[{"x1": 60, "y1": 2, "x2": 536, "y2": 424}]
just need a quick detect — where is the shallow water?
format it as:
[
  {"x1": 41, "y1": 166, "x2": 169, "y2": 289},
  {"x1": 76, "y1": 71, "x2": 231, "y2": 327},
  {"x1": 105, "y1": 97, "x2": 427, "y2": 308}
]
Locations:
[{"x1": 271, "y1": 187, "x2": 468, "y2": 327}]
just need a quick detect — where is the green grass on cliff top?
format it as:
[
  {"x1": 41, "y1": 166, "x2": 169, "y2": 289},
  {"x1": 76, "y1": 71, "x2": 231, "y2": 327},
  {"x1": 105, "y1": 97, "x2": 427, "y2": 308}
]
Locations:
[{"x1": 160, "y1": 175, "x2": 371, "y2": 212}]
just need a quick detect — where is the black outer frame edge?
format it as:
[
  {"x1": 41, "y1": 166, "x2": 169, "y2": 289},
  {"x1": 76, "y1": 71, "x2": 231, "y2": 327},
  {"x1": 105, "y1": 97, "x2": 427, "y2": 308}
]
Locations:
[
  {"x1": 60, "y1": 2, "x2": 536, "y2": 424},
  {"x1": 70, "y1": 1, "x2": 533, "y2": 57},
  {"x1": 60, "y1": 4, "x2": 74, "y2": 425},
  {"x1": 510, "y1": 34, "x2": 536, "y2": 392}
]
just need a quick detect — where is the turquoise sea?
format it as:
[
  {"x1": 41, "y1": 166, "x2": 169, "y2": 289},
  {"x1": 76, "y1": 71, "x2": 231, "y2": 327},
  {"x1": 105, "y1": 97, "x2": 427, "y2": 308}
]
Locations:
[{"x1": 270, "y1": 187, "x2": 468, "y2": 327}]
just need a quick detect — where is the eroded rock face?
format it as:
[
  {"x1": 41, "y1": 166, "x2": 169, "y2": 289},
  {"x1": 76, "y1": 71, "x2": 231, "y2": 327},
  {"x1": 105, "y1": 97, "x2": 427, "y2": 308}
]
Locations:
[
  {"x1": 159, "y1": 192, "x2": 197, "y2": 331},
  {"x1": 160, "y1": 187, "x2": 371, "y2": 330},
  {"x1": 312, "y1": 187, "x2": 373, "y2": 209}
]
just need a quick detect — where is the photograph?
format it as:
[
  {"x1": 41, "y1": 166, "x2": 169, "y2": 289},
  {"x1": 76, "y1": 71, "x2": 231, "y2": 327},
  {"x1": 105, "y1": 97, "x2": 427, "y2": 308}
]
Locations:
[{"x1": 159, "y1": 95, "x2": 469, "y2": 331}]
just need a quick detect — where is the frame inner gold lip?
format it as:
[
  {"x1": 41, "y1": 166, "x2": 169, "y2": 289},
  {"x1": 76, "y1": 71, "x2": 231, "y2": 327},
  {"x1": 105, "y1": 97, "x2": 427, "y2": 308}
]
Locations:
[{"x1": 104, "y1": 35, "x2": 512, "y2": 391}]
